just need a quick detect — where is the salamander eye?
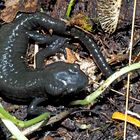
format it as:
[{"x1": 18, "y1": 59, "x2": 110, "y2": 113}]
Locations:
[
  {"x1": 69, "y1": 64, "x2": 80, "y2": 74},
  {"x1": 73, "y1": 64, "x2": 80, "y2": 69}
]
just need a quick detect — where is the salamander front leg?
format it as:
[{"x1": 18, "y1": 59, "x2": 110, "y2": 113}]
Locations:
[
  {"x1": 26, "y1": 31, "x2": 59, "y2": 45},
  {"x1": 28, "y1": 98, "x2": 48, "y2": 115}
]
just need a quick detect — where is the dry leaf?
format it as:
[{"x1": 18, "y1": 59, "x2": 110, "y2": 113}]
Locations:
[
  {"x1": 69, "y1": 13, "x2": 92, "y2": 32},
  {"x1": 20, "y1": 0, "x2": 38, "y2": 13},
  {"x1": 97, "y1": 0, "x2": 122, "y2": 34},
  {"x1": 0, "y1": 0, "x2": 38, "y2": 22},
  {"x1": 66, "y1": 48, "x2": 77, "y2": 63}
]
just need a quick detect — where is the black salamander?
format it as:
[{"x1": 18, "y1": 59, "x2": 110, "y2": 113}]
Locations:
[
  {"x1": 0, "y1": 12, "x2": 113, "y2": 114},
  {"x1": 0, "y1": 12, "x2": 88, "y2": 113}
]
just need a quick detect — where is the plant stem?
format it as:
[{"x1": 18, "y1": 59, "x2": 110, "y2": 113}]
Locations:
[
  {"x1": 71, "y1": 62, "x2": 140, "y2": 105},
  {"x1": 0, "y1": 104, "x2": 49, "y2": 128},
  {"x1": 66, "y1": 0, "x2": 75, "y2": 18}
]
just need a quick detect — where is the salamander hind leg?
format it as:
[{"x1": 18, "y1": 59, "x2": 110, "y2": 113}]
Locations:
[{"x1": 36, "y1": 37, "x2": 69, "y2": 69}]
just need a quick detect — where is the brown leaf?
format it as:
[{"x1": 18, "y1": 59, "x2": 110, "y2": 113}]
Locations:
[
  {"x1": 20, "y1": 0, "x2": 38, "y2": 13},
  {"x1": 69, "y1": 13, "x2": 92, "y2": 32},
  {"x1": 0, "y1": 0, "x2": 38, "y2": 23},
  {"x1": 42, "y1": 136, "x2": 54, "y2": 140},
  {"x1": 65, "y1": 48, "x2": 77, "y2": 63},
  {"x1": 0, "y1": 0, "x2": 20, "y2": 22}
]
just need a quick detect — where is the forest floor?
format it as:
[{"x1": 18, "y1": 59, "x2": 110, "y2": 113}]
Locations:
[{"x1": 0, "y1": 0, "x2": 140, "y2": 139}]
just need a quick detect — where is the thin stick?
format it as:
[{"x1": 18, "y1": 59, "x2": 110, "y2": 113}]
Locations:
[
  {"x1": 33, "y1": 44, "x2": 39, "y2": 69},
  {"x1": 110, "y1": 89, "x2": 140, "y2": 103},
  {"x1": 124, "y1": 0, "x2": 137, "y2": 139}
]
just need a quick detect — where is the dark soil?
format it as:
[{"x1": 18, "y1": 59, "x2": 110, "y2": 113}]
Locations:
[{"x1": 1, "y1": 0, "x2": 140, "y2": 139}]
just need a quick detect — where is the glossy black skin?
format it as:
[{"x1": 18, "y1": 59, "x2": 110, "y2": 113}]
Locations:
[
  {"x1": 133, "y1": 41, "x2": 140, "y2": 56},
  {"x1": 44, "y1": 27, "x2": 113, "y2": 78},
  {"x1": 0, "y1": 12, "x2": 88, "y2": 103}
]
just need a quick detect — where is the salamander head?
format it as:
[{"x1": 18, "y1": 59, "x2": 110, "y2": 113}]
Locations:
[{"x1": 44, "y1": 62, "x2": 88, "y2": 97}]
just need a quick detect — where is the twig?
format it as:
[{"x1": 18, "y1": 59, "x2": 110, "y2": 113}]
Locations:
[{"x1": 124, "y1": 0, "x2": 137, "y2": 139}]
